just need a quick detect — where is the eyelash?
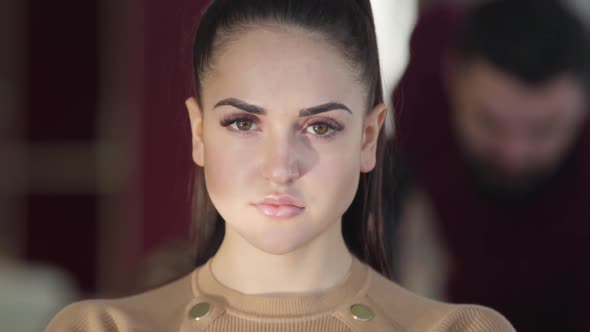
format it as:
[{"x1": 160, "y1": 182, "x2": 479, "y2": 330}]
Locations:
[
  {"x1": 220, "y1": 114, "x2": 260, "y2": 130},
  {"x1": 219, "y1": 114, "x2": 344, "y2": 139},
  {"x1": 304, "y1": 118, "x2": 343, "y2": 139}
]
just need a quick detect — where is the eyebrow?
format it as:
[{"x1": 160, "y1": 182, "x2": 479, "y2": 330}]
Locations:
[{"x1": 213, "y1": 98, "x2": 352, "y2": 116}]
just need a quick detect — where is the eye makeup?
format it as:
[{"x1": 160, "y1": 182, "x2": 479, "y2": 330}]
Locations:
[
  {"x1": 220, "y1": 113, "x2": 259, "y2": 127},
  {"x1": 302, "y1": 117, "x2": 344, "y2": 139},
  {"x1": 218, "y1": 112, "x2": 345, "y2": 139}
]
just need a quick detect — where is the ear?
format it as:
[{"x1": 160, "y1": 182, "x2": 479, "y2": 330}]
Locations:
[
  {"x1": 185, "y1": 97, "x2": 205, "y2": 167},
  {"x1": 360, "y1": 103, "x2": 388, "y2": 173}
]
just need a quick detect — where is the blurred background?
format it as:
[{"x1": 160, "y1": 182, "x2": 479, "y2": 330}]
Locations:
[
  {"x1": 1, "y1": 0, "x2": 207, "y2": 329},
  {"x1": 1, "y1": 0, "x2": 589, "y2": 331}
]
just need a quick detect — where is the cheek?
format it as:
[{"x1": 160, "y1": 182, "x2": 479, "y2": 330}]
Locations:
[
  {"x1": 201, "y1": 126, "x2": 258, "y2": 207},
  {"x1": 303, "y1": 134, "x2": 363, "y2": 217},
  {"x1": 532, "y1": 131, "x2": 574, "y2": 169},
  {"x1": 457, "y1": 111, "x2": 497, "y2": 158},
  {"x1": 455, "y1": 111, "x2": 481, "y2": 148},
  {"x1": 321, "y1": 156, "x2": 360, "y2": 212}
]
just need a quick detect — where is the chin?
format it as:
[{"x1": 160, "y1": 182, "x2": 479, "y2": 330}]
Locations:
[
  {"x1": 237, "y1": 225, "x2": 317, "y2": 255},
  {"x1": 249, "y1": 233, "x2": 310, "y2": 255}
]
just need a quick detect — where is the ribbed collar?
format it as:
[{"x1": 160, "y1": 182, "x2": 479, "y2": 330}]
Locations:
[{"x1": 192, "y1": 257, "x2": 369, "y2": 318}]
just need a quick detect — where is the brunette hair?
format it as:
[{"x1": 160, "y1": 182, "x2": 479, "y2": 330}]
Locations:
[{"x1": 189, "y1": 0, "x2": 392, "y2": 277}]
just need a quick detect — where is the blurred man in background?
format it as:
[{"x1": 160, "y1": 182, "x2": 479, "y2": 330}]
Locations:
[{"x1": 393, "y1": 0, "x2": 590, "y2": 331}]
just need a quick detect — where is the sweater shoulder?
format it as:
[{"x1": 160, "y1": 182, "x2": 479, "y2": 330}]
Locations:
[
  {"x1": 431, "y1": 305, "x2": 515, "y2": 332},
  {"x1": 45, "y1": 300, "x2": 127, "y2": 332},
  {"x1": 45, "y1": 272, "x2": 196, "y2": 332},
  {"x1": 365, "y1": 269, "x2": 514, "y2": 332}
]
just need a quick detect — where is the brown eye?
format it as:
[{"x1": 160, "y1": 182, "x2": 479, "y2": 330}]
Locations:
[
  {"x1": 221, "y1": 116, "x2": 259, "y2": 132},
  {"x1": 313, "y1": 124, "x2": 329, "y2": 135},
  {"x1": 305, "y1": 122, "x2": 338, "y2": 137},
  {"x1": 235, "y1": 119, "x2": 253, "y2": 131}
]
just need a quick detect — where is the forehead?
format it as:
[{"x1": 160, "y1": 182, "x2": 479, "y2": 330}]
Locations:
[
  {"x1": 201, "y1": 26, "x2": 367, "y2": 112},
  {"x1": 463, "y1": 60, "x2": 586, "y2": 121}
]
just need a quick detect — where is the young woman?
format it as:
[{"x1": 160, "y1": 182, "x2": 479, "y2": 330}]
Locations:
[{"x1": 46, "y1": 0, "x2": 514, "y2": 331}]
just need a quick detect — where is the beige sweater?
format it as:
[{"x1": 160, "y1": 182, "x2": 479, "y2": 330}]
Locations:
[{"x1": 46, "y1": 258, "x2": 514, "y2": 331}]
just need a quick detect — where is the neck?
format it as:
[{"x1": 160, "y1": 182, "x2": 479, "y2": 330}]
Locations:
[{"x1": 210, "y1": 221, "x2": 352, "y2": 295}]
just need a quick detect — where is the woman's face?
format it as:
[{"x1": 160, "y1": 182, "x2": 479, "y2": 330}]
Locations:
[{"x1": 187, "y1": 26, "x2": 385, "y2": 255}]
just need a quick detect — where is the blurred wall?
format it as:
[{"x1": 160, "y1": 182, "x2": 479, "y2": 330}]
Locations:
[
  {"x1": 0, "y1": 0, "x2": 217, "y2": 298},
  {"x1": 141, "y1": 0, "x2": 208, "y2": 256},
  {"x1": 0, "y1": 0, "x2": 26, "y2": 259},
  {"x1": 1, "y1": 0, "x2": 144, "y2": 298}
]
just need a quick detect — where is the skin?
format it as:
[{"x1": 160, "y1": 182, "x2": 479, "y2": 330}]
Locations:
[
  {"x1": 448, "y1": 59, "x2": 587, "y2": 193},
  {"x1": 186, "y1": 26, "x2": 386, "y2": 294}
]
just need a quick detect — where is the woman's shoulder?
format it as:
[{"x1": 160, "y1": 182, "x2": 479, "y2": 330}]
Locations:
[
  {"x1": 365, "y1": 268, "x2": 515, "y2": 332},
  {"x1": 45, "y1": 270, "x2": 197, "y2": 332}
]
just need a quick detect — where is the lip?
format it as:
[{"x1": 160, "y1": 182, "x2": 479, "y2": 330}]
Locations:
[
  {"x1": 257, "y1": 195, "x2": 304, "y2": 208},
  {"x1": 254, "y1": 195, "x2": 305, "y2": 219}
]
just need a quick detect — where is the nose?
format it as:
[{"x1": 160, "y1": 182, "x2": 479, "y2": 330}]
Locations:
[{"x1": 260, "y1": 134, "x2": 301, "y2": 185}]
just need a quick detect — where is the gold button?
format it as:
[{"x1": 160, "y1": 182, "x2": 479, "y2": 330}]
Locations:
[
  {"x1": 350, "y1": 303, "x2": 374, "y2": 321},
  {"x1": 189, "y1": 302, "x2": 211, "y2": 320}
]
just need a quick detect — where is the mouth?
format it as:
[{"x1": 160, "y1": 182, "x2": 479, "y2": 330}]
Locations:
[{"x1": 253, "y1": 195, "x2": 305, "y2": 219}]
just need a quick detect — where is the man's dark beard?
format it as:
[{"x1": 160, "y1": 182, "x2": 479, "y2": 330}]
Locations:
[{"x1": 464, "y1": 155, "x2": 559, "y2": 203}]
